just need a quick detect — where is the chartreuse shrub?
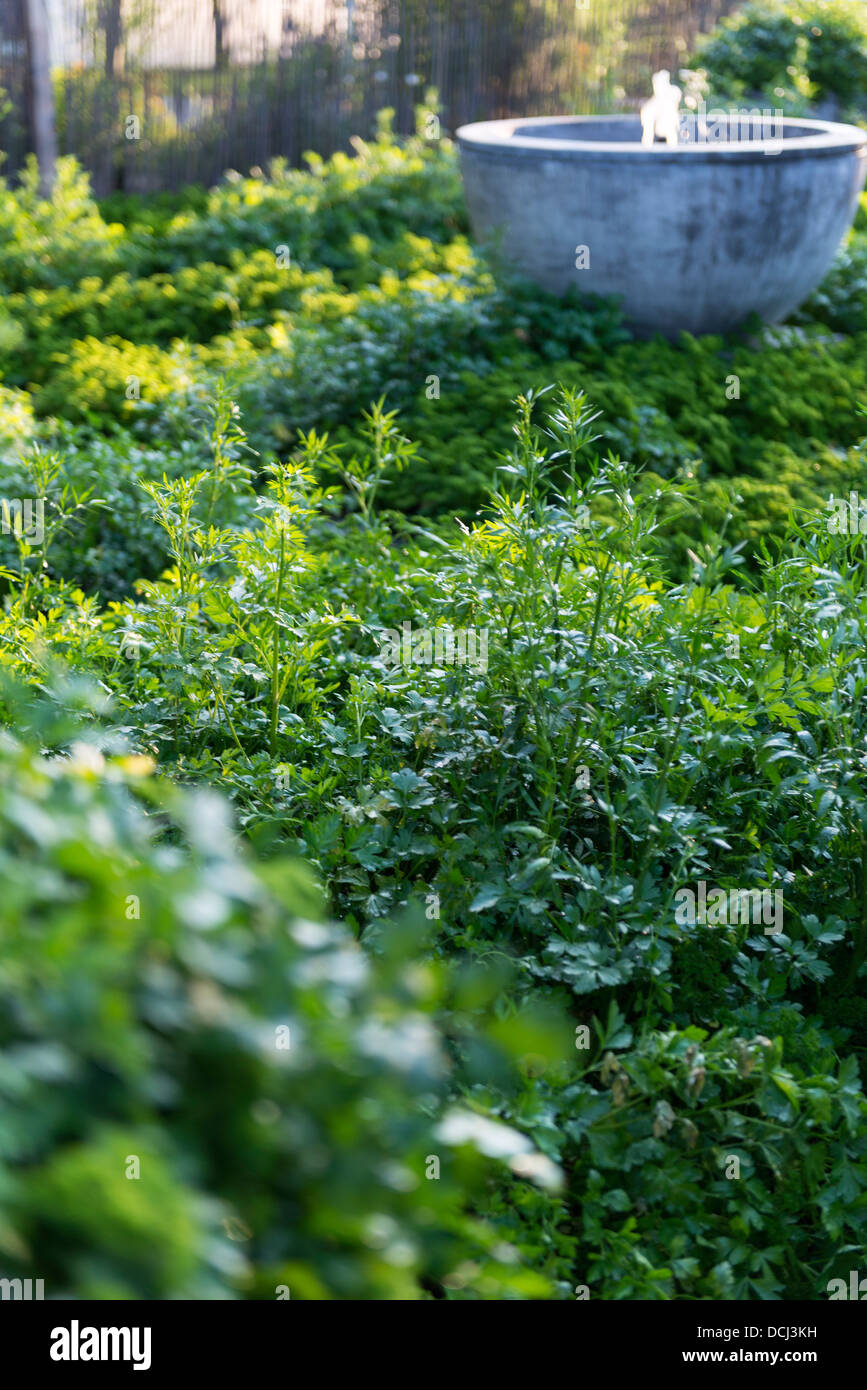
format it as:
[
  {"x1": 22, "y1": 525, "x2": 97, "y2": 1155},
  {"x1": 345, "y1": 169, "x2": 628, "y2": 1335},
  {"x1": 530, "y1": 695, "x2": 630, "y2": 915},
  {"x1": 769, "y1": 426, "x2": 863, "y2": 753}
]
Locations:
[
  {"x1": 0, "y1": 158, "x2": 127, "y2": 295},
  {"x1": 2, "y1": 389, "x2": 864, "y2": 1299},
  {"x1": 0, "y1": 386, "x2": 35, "y2": 460}
]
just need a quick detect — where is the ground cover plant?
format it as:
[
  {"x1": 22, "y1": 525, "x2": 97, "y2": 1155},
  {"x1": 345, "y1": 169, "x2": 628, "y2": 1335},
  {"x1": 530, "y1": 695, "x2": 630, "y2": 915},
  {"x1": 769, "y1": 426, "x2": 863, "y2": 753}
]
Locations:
[{"x1": 1, "y1": 8, "x2": 867, "y2": 1302}]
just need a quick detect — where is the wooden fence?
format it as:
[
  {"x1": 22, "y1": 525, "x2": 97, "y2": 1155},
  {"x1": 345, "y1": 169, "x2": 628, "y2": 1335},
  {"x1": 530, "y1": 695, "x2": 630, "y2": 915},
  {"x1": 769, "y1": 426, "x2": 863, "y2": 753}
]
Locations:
[{"x1": 0, "y1": 0, "x2": 739, "y2": 193}]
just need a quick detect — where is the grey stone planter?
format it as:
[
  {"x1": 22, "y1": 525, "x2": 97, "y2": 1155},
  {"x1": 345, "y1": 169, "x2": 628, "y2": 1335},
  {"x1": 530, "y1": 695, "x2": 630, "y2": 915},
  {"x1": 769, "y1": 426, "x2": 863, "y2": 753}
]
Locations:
[{"x1": 456, "y1": 115, "x2": 867, "y2": 337}]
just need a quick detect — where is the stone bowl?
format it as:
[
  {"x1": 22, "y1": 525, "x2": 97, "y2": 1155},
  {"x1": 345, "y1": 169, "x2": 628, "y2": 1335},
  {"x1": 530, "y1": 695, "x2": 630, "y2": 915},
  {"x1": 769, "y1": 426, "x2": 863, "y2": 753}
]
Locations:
[{"x1": 456, "y1": 114, "x2": 867, "y2": 337}]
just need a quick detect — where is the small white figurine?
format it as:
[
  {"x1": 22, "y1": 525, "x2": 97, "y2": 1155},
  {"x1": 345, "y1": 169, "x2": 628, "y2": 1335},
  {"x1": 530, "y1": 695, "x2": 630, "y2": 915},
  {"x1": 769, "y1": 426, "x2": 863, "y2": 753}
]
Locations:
[{"x1": 641, "y1": 69, "x2": 682, "y2": 147}]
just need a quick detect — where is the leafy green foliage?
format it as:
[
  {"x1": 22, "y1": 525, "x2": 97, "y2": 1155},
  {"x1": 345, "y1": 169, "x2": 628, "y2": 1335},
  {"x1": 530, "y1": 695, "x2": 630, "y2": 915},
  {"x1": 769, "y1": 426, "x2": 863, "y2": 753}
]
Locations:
[
  {"x1": 0, "y1": 686, "x2": 567, "y2": 1300},
  {"x1": 3, "y1": 385, "x2": 866, "y2": 1299},
  {"x1": 0, "y1": 158, "x2": 127, "y2": 294},
  {"x1": 1, "y1": 112, "x2": 866, "y2": 1301},
  {"x1": 692, "y1": 0, "x2": 867, "y2": 110}
]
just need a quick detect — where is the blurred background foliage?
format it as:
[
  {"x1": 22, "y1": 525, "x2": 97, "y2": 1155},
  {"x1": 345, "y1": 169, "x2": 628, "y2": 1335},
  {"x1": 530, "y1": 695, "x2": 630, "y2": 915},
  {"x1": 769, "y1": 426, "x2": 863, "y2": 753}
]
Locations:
[{"x1": 1, "y1": 0, "x2": 739, "y2": 194}]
